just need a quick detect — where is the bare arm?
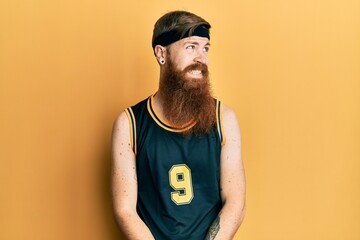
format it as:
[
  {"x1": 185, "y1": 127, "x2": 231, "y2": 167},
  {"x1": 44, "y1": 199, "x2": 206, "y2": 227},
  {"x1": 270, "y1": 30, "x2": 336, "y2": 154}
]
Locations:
[
  {"x1": 205, "y1": 105, "x2": 246, "y2": 240},
  {"x1": 111, "y1": 112, "x2": 155, "y2": 240}
]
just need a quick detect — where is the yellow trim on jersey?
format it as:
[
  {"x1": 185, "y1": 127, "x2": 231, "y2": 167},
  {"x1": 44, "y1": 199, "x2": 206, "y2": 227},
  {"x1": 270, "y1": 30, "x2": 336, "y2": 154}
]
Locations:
[
  {"x1": 124, "y1": 109, "x2": 133, "y2": 148},
  {"x1": 216, "y1": 100, "x2": 226, "y2": 146},
  {"x1": 220, "y1": 102, "x2": 226, "y2": 146},
  {"x1": 124, "y1": 108, "x2": 137, "y2": 155},
  {"x1": 147, "y1": 94, "x2": 196, "y2": 133}
]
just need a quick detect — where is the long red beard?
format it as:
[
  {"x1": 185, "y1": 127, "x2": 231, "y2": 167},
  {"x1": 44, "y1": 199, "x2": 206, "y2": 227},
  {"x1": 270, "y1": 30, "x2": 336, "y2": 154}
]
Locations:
[{"x1": 159, "y1": 57, "x2": 216, "y2": 135}]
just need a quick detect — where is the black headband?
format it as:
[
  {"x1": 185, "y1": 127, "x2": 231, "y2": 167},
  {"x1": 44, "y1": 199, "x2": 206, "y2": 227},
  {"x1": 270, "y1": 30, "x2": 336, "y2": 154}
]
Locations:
[{"x1": 152, "y1": 25, "x2": 210, "y2": 49}]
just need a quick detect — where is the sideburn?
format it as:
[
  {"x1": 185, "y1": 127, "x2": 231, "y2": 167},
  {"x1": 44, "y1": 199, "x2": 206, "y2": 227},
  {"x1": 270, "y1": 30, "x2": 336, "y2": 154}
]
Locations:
[{"x1": 159, "y1": 57, "x2": 216, "y2": 135}]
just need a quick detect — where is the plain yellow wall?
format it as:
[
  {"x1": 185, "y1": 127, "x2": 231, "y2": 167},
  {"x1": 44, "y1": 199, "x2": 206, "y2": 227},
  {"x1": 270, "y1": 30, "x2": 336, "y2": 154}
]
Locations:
[{"x1": 1, "y1": 0, "x2": 359, "y2": 239}]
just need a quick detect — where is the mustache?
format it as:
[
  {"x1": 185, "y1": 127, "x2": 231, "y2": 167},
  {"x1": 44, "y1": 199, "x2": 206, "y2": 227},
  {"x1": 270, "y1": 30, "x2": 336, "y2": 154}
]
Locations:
[{"x1": 183, "y1": 63, "x2": 208, "y2": 74}]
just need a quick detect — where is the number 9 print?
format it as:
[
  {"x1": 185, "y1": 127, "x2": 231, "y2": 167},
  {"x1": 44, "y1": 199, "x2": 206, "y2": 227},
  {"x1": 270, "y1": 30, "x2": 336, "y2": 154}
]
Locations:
[{"x1": 169, "y1": 164, "x2": 194, "y2": 205}]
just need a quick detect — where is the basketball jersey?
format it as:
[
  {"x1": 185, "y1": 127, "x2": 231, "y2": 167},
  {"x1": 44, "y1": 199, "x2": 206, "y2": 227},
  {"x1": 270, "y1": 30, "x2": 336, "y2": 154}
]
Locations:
[{"x1": 124, "y1": 94, "x2": 226, "y2": 240}]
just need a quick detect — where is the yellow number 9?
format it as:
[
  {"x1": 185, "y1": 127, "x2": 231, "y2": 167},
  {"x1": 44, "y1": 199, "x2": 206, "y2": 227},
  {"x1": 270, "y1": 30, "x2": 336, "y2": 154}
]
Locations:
[{"x1": 169, "y1": 164, "x2": 194, "y2": 205}]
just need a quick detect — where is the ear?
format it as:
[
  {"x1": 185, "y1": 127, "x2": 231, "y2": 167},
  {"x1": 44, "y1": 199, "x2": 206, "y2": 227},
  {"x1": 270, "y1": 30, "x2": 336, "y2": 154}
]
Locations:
[{"x1": 154, "y1": 45, "x2": 167, "y2": 62}]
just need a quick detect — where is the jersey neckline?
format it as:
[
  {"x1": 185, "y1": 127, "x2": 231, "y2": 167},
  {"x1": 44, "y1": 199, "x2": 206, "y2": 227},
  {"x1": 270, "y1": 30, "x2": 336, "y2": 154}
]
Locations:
[{"x1": 147, "y1": 94, "x2": 196, "y2": 133}]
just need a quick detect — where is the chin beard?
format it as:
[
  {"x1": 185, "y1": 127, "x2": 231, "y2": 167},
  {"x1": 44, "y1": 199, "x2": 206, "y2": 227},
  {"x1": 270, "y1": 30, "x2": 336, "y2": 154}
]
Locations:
[{"x1": 159, "y1": 57, "x2": 216, "y2": 135}]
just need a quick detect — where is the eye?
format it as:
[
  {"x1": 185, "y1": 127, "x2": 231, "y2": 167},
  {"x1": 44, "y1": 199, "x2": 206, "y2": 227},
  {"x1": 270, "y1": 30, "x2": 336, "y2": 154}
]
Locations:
[
  {"x1": 203, "y1": 46, "x2": 210, "y2": 53},
  {"x1": 186, "y1": 45, "x2": 195, "y2": 50}
]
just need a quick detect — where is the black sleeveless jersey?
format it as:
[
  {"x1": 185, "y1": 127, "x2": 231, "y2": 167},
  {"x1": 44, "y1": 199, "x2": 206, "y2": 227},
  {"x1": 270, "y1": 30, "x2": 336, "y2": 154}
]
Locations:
[{"x1": 124, "y1": 94, "x2": 226, "y2": 240}]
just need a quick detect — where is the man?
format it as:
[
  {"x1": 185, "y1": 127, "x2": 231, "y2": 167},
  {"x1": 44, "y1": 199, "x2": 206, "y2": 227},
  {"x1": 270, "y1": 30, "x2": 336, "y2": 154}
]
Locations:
[{"x1": 112, "y1": 10, "x2": 245, "y2": 240}]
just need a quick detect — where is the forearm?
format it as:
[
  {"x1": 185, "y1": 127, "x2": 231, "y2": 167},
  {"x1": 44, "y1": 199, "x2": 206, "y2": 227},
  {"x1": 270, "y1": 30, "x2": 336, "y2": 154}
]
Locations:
[
  {"x1": 205, "y1": 201, "x2": 245, "y2": 240},
  {"x1": 114, "y1": 209, "x2": 155, "y2": 240}
]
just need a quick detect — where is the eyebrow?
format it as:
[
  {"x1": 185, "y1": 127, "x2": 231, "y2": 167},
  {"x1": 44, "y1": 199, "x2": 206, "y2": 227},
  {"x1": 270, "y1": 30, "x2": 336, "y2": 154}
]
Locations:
[{"x1": 183, "y1": 41, "x2": 211, "y2": 46}]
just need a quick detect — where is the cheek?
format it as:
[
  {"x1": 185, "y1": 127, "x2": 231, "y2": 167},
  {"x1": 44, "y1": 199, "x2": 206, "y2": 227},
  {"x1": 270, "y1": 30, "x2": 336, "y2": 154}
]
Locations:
[
  {"x1": 169, "y1": 51, "x2": 192, "y2": 71},
  {"x1": 172, "y1": 58, "x2": 186, "y2": 71},
  {"x1": 179, "y1": 58, "x2": 193, "y2": 71}
]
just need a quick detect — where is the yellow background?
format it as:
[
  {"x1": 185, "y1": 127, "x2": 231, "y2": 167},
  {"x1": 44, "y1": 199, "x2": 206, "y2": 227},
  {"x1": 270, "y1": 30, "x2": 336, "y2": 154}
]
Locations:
[{"x1": 1, "y1": 0, "x2": 359, "y2": 239}]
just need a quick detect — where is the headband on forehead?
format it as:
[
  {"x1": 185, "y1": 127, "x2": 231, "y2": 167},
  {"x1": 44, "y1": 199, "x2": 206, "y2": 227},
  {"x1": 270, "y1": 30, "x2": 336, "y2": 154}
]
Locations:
[{"x1": 152, "y1": 25, "x2": 210, "y2": 49}]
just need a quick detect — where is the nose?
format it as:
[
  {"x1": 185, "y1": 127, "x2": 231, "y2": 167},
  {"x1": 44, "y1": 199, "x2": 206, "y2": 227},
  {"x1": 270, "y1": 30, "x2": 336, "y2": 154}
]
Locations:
[{"x1": 194, "y1": 49, "x2": 208, "y2": 65}]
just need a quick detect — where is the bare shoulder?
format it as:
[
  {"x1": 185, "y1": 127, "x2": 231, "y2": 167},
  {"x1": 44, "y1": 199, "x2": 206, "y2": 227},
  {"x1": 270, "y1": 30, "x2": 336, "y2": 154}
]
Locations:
[
  {"x1": 111, "y1": 110, "x2": 134, "y2": 161},
  {"x1": 220, "y1": 103, "x2": 241, "y2": 136},
  {"x1": 221, "y1": 103, "x2": 237, "y2": 119},
  {"x1": 112, "y1": 111, "x2": 130, "y2": 139},
  {"x1": 111, "y1": 110, "x2": 135, "y2": 170},
  {"x1": 113, "y1": 111, "x2": 129, "y2": 129}
]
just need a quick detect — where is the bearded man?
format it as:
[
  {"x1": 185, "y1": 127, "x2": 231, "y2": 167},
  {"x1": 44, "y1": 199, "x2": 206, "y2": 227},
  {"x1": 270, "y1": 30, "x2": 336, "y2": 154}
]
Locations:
[{"x1": 112, "y1": 11, "x2": 246, "y2": 240}]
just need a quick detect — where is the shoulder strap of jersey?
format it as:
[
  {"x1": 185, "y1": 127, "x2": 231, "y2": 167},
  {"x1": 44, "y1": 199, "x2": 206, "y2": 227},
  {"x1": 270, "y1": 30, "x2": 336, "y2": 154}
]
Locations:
[
  {"x1": 216, "y1": 100, "x2": 226, "y2": 146},
  {"x1": 124, "y1": 107, "x2": 137, "y2": 155}
]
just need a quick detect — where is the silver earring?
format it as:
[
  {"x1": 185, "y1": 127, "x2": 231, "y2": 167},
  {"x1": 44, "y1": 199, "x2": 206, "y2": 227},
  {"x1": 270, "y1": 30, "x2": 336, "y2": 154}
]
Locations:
[{"x1": 160, "y1": 59, "x2": 165, "y2": 64}]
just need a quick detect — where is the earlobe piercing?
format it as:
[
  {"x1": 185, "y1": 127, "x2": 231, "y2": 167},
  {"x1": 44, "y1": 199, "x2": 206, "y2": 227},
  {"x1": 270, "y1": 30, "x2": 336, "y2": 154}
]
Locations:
[{"x1": 160, "y1": 58, "x2": 165, "y2": 65}]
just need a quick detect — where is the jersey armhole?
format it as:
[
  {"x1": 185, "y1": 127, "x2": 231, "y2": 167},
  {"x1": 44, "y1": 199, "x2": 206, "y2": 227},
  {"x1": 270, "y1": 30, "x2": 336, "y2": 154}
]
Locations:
[
  {"x1": 124, "y1": 107, "x2": 137, "y2": 155},
  {"x1": 216, "y1": 100, "x2": 226, "y2": 146}
]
